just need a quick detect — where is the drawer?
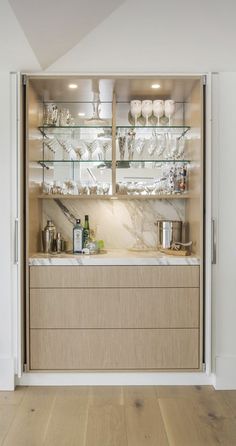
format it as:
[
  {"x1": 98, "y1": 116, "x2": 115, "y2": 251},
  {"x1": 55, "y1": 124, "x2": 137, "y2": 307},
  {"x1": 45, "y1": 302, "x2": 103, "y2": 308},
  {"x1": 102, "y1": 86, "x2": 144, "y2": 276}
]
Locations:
[
  {"x1": 30, "y1": 328, "x2": 199, "y2": 370},
  {"x1": 30, "y1": 287, "x2": 199, "y2": 329},
  {"x1": 30, "y1": 265, "x2": 200, "y2": 288}
]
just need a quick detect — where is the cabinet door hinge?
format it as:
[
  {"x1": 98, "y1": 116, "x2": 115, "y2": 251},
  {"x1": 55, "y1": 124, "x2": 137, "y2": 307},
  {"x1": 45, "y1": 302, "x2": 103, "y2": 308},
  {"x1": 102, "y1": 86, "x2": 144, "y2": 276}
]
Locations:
[
  {"x1": 23, "y1": 363, "x2": 27, "y2": 373},
  {"x1": 202, "y1": 362, "x2": 206, "y2": 372},
  {"x1": 22, "y1": 75, "x2": 27, "y2": 86},
  {"x1": 202, "y1": 75, "x2": 207, "y2": 86}
]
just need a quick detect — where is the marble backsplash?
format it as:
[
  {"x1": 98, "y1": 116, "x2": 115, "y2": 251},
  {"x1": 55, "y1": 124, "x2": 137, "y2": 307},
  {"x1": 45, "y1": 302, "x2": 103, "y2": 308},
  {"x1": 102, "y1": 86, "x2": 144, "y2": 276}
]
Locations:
[{"x1": 42, "y1": 198, "x2": 185, "y2": 251}]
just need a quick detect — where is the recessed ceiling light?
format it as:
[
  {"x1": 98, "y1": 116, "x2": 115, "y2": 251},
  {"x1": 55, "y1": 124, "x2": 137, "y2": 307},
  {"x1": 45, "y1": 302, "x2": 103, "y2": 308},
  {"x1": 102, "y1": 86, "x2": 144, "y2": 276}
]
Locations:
[
  {"x1": 68, "y1": 83, "x2": 78, "y2": 89},
  {"x1": 78, "y1": 112, "x2": 85, "y2": 117},
  {"x1": 151, "y1": 83, "x2": 161, "y2": 89}
]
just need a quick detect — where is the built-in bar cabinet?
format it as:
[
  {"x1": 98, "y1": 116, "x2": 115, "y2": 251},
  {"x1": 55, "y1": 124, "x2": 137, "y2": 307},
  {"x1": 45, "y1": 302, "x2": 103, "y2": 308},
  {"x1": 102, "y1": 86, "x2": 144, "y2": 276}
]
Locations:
[{"x1": 24, "y1": 75, "x2": 204, "y2": 371}]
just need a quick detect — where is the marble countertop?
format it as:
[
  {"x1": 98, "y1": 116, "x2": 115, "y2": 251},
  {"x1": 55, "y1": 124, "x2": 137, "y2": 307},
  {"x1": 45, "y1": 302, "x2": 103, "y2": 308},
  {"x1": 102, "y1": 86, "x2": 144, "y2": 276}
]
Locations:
[{"x1": 29, "y1": 249, "x2": 200, "y2": 266}]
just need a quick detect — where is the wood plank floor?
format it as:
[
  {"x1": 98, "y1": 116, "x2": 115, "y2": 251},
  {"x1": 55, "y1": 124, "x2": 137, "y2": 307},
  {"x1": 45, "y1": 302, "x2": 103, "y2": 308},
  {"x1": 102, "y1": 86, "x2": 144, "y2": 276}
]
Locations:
[{"x1": 0, "y1": 386, "x2": 236, "y2": 445}]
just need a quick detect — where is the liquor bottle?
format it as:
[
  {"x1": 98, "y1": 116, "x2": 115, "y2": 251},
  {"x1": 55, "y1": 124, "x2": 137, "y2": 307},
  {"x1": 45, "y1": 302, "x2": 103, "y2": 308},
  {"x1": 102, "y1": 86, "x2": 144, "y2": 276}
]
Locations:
[
  {"x1": 73, "y1": 219, "x2": 83, "y2": 253},
  {"x1": 83, "y1": 215, "x2": 90, "y2": 248}
]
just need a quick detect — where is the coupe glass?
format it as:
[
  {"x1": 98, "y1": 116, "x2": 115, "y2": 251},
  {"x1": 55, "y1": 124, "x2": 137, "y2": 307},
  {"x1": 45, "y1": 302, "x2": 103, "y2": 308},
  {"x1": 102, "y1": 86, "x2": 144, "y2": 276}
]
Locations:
[
  {"x1": 141, "y1": 100, "x2": 153, "y2": 126},
  {"x1": 164, "y1": 100, "x2": 175, "y2": 125},
  {"x1": 153, "y1": 100, "x2": 164, "y2": 125},
  {"x1": 130, "y1": 100, "x2": 142, "y2": 126}
]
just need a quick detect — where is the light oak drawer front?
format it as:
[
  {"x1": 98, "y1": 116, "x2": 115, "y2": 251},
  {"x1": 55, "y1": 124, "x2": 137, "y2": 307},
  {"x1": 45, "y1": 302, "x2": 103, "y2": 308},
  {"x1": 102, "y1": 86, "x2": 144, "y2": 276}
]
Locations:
[
  {"x1": 30, "y1": 328, "x2": 199, "y2": 370},
  {"x1": 30, "y1": 265, "x2": 200, "y2": 288},
  {"x1": 30, "y1": 288, "x2": 199, "y2": 329}
]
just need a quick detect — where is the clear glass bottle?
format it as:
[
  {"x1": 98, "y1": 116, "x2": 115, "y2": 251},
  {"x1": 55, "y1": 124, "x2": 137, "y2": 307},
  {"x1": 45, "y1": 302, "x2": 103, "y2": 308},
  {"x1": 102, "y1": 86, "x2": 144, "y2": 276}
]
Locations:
[{"x1": 73, "y1": 219, "x2": 83, "y2": 253}]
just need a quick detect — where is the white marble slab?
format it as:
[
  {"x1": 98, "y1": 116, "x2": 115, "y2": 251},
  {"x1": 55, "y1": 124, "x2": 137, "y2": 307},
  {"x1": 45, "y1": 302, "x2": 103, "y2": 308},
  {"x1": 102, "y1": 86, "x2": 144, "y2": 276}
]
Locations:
[{"x1": 29, "y1": 250, "x2": 200, "y2": 266}]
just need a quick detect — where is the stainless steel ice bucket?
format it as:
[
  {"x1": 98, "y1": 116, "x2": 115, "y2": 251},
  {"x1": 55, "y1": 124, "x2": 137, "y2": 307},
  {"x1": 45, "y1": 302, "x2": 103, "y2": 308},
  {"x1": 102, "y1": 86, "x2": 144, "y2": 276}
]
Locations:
[{"x1": 155, "y1": 220, "x2": 182, "y2": 249}]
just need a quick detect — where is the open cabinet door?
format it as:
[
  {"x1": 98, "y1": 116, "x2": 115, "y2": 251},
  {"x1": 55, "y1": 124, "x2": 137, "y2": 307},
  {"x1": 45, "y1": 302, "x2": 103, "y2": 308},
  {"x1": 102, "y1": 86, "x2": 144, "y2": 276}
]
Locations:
[{"x1": 10, "y1": 72, "x2": 25, "y2": 378}]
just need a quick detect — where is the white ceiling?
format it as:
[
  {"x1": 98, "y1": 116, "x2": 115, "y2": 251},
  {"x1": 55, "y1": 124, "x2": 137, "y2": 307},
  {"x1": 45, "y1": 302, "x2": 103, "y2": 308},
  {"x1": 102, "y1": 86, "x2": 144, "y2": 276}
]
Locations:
[{"x1": 8, "y1": 0, "x2": 125, "y2": 69}]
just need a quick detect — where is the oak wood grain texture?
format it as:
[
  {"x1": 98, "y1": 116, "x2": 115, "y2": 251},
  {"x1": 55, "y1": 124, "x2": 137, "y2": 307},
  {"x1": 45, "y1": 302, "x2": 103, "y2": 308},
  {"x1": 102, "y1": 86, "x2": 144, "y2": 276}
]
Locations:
[
  {"x1": 43, "y1": 387, "x2": 90, "y2": 446},
  {"x1": 124, "y1": 386, "x2": 169, "y2": 446},
  {"x1": 0, "y1": 387, "x2": 27, "y2": 406},
  {"x1": 0, "y1": 406, "x2": 18, "y2": 445},
  {"x1": 30, "y1": 287, "x2": 199, "y2": 329},
  {"x1": 158, "y1": 388, "x2": 236, "y2": 446},
  {"x1": 2, "y1": 386, "x2": 236, "y2": 446},
  {"x1": 2, "y1": 387, "x2": 56, "y2": 446},
  {"x1": 30, "y1": 265, "x2": 200, "y2": 288},
  {"x1": 30, "y1": 328, "x2": 199, "y2": 370},
  {"x1": 85, "y1": 386, "x2": 127, "y2": 446}
]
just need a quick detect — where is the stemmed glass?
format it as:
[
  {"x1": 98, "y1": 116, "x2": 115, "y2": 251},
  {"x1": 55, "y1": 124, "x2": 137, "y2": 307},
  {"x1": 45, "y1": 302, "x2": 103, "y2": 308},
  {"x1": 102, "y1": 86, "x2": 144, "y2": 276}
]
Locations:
[
  {"x1": 74, "y1": 142, "x2": 89, "y2": 160},
  {"x1": 44, "y1": 137, "x2": 58, "y2": 158},
  {"x1": 100, "y1": 139, "x2": 112, "y2": 160},
  {"x1": 57, "y1": 138, "x2": 76, "y2": 160},
  {"x1": 155, "y1": 133, "x2": 166, "y2": 158},
  {"x1": 127, "y1": 131, "x2": 136, "y2": 160},
  {"x1": 141, "y1": 100, "x2": 153, "y2": 126},
  {"x1": 153, "y1": 100, "x2": 164, "y2": 126},
  {"x1": 164, "y1": 100, "x2": 175, "y2": 125},
  {"x1": 84, "y1": 140, "x2": 98, "y2": 160},
  {"x1": 177, "y1": 136, "x2": 185, "y2": 159},
  {"x1": 118, "y1": 136, "x2": 126, "y2": 160},
  {"x1": 134, "y1": 138, "x2": 145, "y2": 158},
  {"x1": 130, "y1": 100, "x2": 142, "y2": 126}
]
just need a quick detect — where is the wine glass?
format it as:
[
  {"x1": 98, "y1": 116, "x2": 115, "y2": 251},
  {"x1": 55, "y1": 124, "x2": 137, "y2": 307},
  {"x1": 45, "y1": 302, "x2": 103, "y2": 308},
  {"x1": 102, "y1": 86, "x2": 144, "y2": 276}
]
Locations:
[
  {"x1": 153, "y1": 100, "x2": 164, "y2": 126},
  {"x1": 141, "y1": 100, "x2": 153, "y2": 126},
  {"x1": 164, "y1": 100, "x2": 175, "y2": 125},
  {"x1": 130, "y1": 100, "x2": 142, "y2": 126}
]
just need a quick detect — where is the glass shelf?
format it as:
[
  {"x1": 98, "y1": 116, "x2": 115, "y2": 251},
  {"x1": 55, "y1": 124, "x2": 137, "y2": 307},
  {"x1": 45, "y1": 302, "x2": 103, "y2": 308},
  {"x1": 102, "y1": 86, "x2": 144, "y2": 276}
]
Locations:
[
  {"x1": 37, "y1": 160, "x2": 112, "y2": 168},
  {"x1": 37, "y1": 193, "x2": 193, "y2": 200},
  {"x1": 39, "y1": 125, "x2": 112, "y2": 129},
  {"x1": 116, "y1": 125, "x2": 190, "y2": 138},
  {"x1": 36, "y1": 159, "x2": 190, "y2": 165},
  {"x1": 116, "y1": 160, "x2": 190, "y2": 165}
]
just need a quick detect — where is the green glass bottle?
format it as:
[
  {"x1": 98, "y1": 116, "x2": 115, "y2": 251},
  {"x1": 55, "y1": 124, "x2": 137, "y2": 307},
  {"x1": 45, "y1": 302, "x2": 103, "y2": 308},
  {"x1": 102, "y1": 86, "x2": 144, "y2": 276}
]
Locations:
[{"x1": 83, "y1": 215, "x2": 90, "y2": 248}]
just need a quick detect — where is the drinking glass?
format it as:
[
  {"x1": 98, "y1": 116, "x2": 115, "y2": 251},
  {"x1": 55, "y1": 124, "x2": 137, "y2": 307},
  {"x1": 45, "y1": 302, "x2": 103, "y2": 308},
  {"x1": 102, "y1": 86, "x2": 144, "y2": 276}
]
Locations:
[
  {"x1": 164, "y1": 100, "x2": 175, "y2": 125},
  {"x1": 141, "y1": 100, "x2": 153, "y2": 126},
  {"x1": 130, "y1": 100, "x2": 142, "y2": 126},
  {"x1": 44, "y1": 137, "x2": 58, "y2": 158},
  {"x1": 127, "y1": 132, "x2": 135, "y2": 160},
  {"x1": 177, "y1": 137, "x2": 185, "y2": 159},
  {"x1": 84, "y1": 140, "x2": 98, "y2": 160},
  {"x1": 155, "y1": 133, "x2": 166, "y2": 158},
  {"x1": 134, "y1": 138, "x2": 145, "y2": 159},
  {"x1": 118, "y1": 136, "x2": 126, "y2": 160},
  {"x1": 75, "y1": 142, "x2": 89, "y2": 160},
  {"x1": 100, "y1": 140, "x2": 112, "y2": 160},
  {"x1": 153, "y1": 100, "x2": 164, "y2": 125}
]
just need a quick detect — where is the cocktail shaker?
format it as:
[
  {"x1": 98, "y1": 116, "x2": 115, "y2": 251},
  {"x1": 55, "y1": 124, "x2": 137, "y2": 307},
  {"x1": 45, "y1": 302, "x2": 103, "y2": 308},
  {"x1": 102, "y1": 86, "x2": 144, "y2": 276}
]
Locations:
[{"x1": 42, "y1": 220, "x2": 56, "y2": 253}]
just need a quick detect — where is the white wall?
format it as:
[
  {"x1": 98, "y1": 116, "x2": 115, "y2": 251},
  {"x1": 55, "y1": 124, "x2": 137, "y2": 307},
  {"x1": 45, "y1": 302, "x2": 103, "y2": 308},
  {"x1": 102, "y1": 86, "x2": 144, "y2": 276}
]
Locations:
[
  {"x1": 48, "y1": 0, "x2": 236, "y2": 73},
  {"x1": 0, "y1": 0, "x2": 40, "y2": 390},
  {"x1": 213, "y1": 73, "x2": 236, "y2": 389}
]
